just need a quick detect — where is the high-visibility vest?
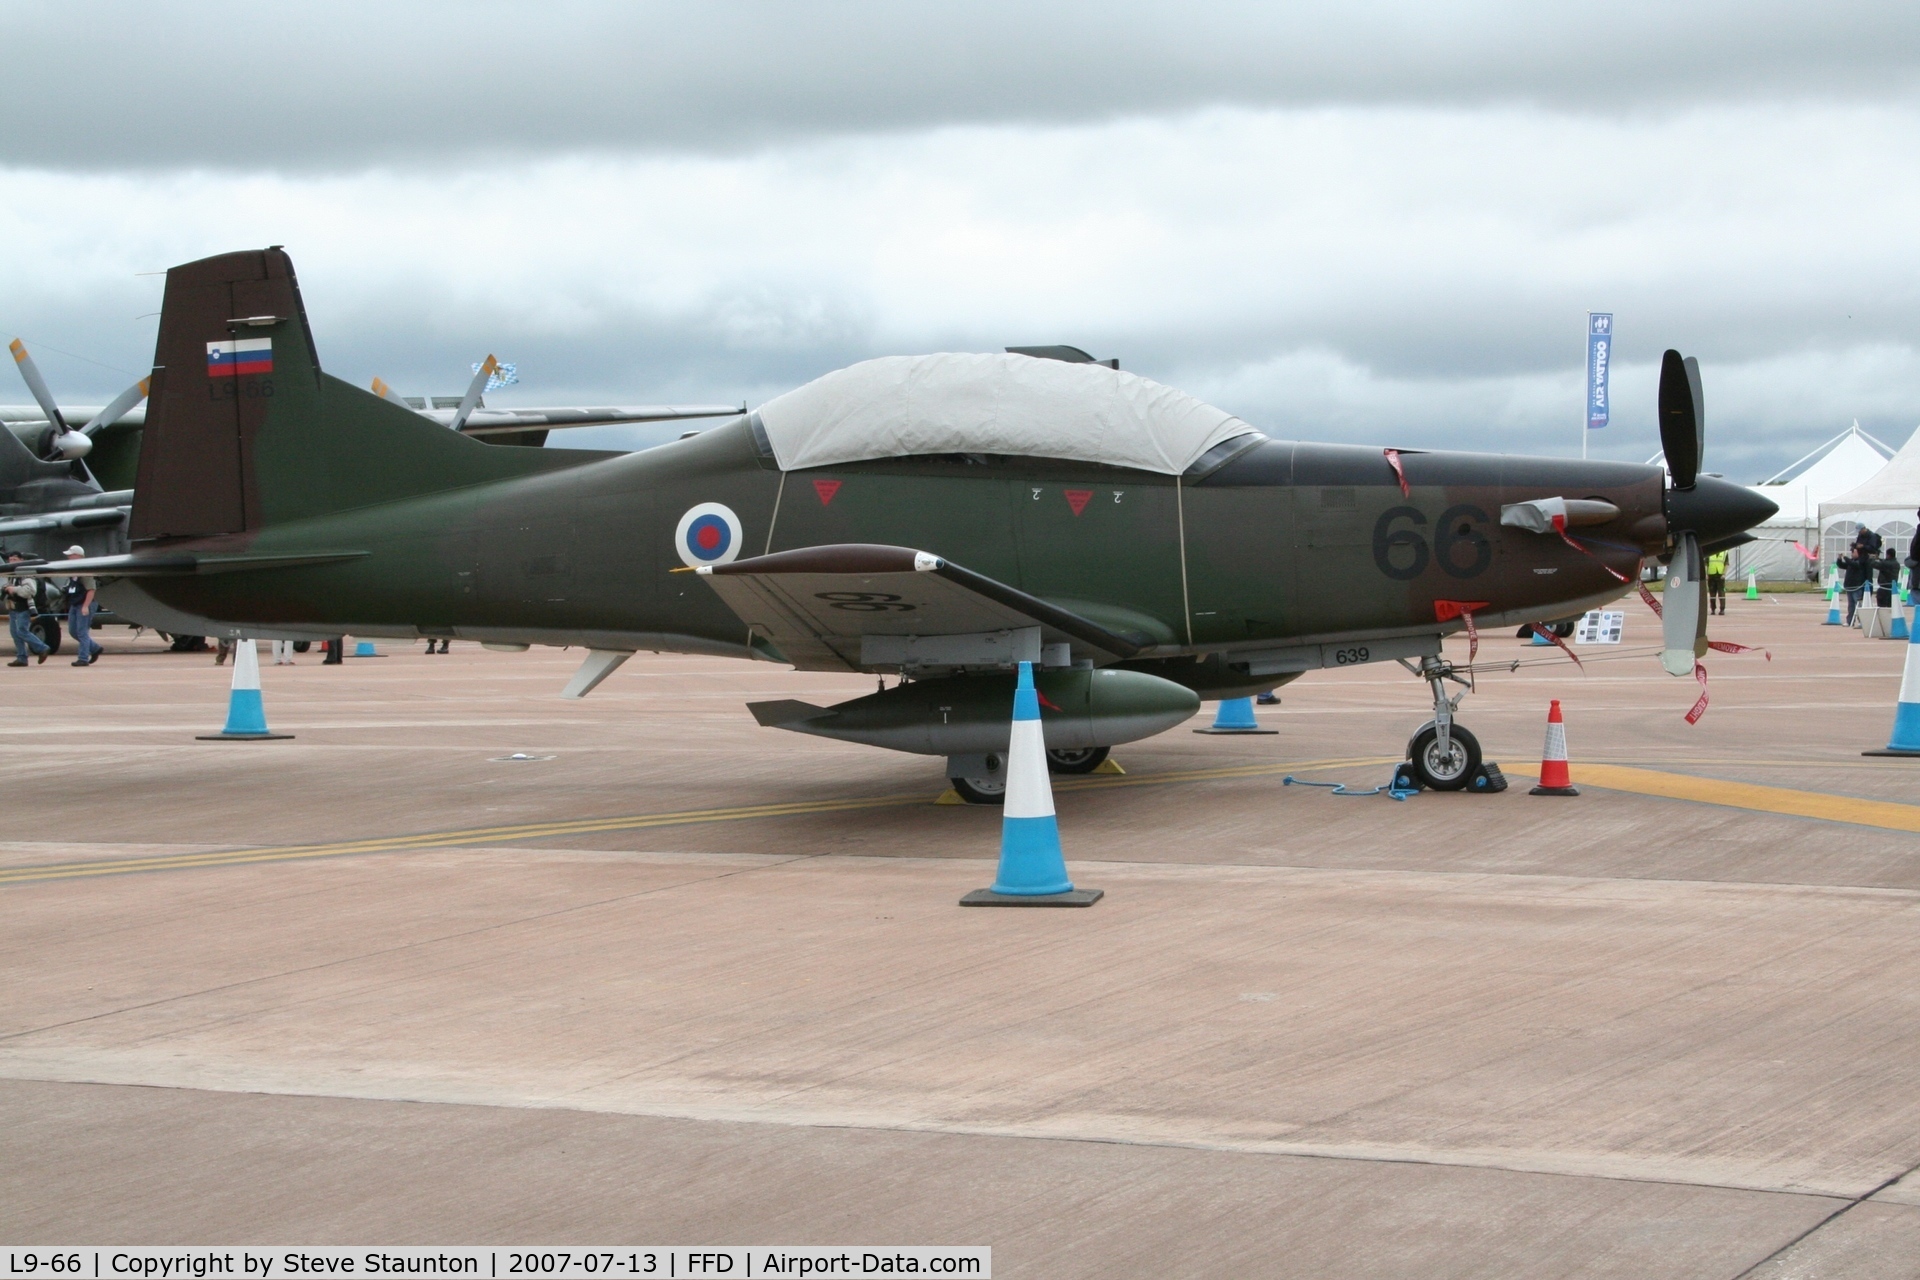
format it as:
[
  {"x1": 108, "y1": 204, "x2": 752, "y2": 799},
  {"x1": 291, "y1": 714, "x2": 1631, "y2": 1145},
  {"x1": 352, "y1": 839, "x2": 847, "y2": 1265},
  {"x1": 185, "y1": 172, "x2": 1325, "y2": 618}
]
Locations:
[{"x1": 1705, "y1": 553, "x2": 1729, "y2": 576}]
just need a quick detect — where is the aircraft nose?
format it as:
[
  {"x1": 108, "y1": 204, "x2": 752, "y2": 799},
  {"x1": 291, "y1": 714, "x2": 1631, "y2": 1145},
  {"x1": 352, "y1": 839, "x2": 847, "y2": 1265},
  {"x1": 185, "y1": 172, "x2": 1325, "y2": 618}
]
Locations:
[{"x1": 1667, "y1": 476, "x2": 1778, "y2": 545}]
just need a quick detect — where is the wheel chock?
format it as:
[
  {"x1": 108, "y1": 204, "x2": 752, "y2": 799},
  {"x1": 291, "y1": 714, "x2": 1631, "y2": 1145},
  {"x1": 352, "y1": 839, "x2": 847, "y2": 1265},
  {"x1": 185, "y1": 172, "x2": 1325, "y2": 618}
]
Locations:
[
  {"x1": 934, "y1": 788, "x2": 966, "y2": 805},
  {"x1": 1092, "y1": 757, "x2": 1126, "y2": 774}
]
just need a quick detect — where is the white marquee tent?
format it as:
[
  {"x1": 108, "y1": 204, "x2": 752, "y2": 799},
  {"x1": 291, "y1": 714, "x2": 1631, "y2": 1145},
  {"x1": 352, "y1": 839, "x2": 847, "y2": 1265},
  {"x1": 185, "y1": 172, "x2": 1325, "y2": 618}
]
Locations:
[
  {"x1": 1730, "y1": 424, "x2": 1894, "y2": 581},
  {"x1": 1817, "y1": 424, "x2": 1920, "y2": 577}
]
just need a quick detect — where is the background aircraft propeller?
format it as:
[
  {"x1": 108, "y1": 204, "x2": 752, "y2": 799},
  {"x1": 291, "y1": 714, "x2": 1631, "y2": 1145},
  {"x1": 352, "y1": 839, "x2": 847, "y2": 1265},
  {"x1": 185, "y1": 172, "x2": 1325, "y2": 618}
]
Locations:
[{"x1": 8, "y1": 337, "x2": 147, "y2": 463}]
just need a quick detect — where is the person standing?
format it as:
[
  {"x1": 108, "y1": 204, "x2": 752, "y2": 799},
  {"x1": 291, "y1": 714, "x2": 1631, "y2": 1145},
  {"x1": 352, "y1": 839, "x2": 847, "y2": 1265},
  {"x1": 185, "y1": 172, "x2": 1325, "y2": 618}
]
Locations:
[
  {"x1": 1875, "y1": 550, "x2": 1900, "y2": 609},
  {"x1": 1705, "y1": 550, "x2": 1729, "y2": 616},
  {"x1": 272, "y1": 640, "x2": 296, "y2": 665},
  {"x1": 61, "y1": 546, "x2": 102, "y2": 665},
  {"x1": 4, "y1": 552, "x2": 49, "y2": 666},
  {"x1": 1837, "y1": 548, "x2": 1870, "y2": 626}
]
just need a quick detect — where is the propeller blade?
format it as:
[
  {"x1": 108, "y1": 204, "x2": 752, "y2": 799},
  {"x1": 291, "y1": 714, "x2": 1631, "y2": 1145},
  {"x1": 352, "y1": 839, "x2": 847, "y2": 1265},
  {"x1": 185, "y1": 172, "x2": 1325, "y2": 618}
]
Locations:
[
  {"x1": 77, "y1": 377, "x2": 150, "y2": 435},
  {"x1": 1661, "y1": 531, "x2": 1707, "y2": 675},
  {"x1": 1658, "y1": 349, "x2": 1701, "y2": 490},
  {"x1": 448, "y1": 355, "x2": 498, "y2": 433},
  {"x1": 8, "y1": 338, "x2": 68, "y2": 436},
  {"x1": 1684, "y1": 355, "x2": 1704, "y2": 474},
  {"x1": 371, "y1": 376, "x2": 437, "y2": 419}
]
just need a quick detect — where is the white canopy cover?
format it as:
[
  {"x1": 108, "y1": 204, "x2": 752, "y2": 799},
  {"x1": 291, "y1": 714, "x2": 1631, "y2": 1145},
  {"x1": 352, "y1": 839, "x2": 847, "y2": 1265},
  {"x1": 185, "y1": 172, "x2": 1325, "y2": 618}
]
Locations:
[
  {"x1": 1820, "y1": 425, "x2": 1920, "y2": 520},
  {"x1": 755, "y1": 353, "x2": 1259, "y2": 475}
]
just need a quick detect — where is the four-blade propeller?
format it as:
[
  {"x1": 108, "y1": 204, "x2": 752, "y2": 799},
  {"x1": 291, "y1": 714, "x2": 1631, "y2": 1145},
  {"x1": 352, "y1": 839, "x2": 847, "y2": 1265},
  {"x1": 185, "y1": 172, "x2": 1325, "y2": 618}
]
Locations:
[{"x1": 7, "y1": 338, "x2": 148, "y2": 463}]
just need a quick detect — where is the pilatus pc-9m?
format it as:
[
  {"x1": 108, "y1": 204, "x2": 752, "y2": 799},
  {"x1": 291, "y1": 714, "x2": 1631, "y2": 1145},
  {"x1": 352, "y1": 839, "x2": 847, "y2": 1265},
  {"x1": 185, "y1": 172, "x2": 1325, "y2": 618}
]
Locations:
[{"x1": 52, "y1": 249, "x2": 1774, "y2": 801}]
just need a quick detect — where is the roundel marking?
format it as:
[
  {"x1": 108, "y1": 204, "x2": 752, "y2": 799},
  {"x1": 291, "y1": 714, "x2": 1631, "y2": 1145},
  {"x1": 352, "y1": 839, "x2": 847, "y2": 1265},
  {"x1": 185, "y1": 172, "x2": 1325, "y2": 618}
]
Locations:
[{"x1": 674, "y1": 502, "x2": 744, "y2": 568}]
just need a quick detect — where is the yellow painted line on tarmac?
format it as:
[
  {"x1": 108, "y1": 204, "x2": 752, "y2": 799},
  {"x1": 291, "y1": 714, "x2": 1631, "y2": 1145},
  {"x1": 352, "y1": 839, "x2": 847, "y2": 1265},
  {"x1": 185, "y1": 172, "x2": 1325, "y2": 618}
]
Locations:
[
  {"x1": 0, "y1": 756, "x2": 1391, "y2": 887},
  {"x1": 1572, "y1": 763, "x2": 1920, "y2": 834}
]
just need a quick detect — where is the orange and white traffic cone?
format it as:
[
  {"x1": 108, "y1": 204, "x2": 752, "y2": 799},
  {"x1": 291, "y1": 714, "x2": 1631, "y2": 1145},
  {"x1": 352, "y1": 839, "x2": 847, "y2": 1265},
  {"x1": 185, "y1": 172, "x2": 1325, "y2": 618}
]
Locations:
[{"x1": 1529, "y1": 699, "x2": 1579, "y2": 796}]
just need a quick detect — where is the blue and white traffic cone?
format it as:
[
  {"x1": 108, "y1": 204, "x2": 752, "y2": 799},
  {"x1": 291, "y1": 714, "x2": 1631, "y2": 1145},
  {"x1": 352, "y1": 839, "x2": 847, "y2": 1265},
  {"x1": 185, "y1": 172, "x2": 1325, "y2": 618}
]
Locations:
[
  {"x1": 197, "y1": 639, "x2": 293, "y2": 741},
  {"x1": 1865, "y1": 618, "x2": 1920, "y2": 756},
  {"x1": 961, "y1": 662, "x2": 1101, "y2": 906},
  {"x1": 1192, "y1": 695, "x2": 1278, "y2": 734},
  {"x1": 1824, "y1": 592, "x2": 1843, "y2": 625},
  {"x1": 1893, "y1": 606, "x2": 1910, "y2": 642},
  {"x1": 351, "y1": 638, "x2": 381, "y2": 657}
]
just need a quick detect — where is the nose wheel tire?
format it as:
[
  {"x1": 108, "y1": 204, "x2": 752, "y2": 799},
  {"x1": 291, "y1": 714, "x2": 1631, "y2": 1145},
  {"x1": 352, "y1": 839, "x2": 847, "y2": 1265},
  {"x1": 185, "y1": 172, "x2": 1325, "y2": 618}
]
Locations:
[
  {"x1": 948, "y1": 776, "x2": 1007, "y2": 805},
  {"x1": 1407, "y1": 724, "x2": 1482, "y2": 791},
  {"x1": 1045, "y1": 746, "x2": 1110, "y2": 775}
]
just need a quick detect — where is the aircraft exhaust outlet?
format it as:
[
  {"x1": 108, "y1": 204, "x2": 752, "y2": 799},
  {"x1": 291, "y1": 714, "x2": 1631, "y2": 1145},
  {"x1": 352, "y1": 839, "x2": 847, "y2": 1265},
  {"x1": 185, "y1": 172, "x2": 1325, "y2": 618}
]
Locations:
[
  {"x1": 961, "y1": 661, "x2": 1103, "y2": 908},
  {"x1": 195, "y1": 639, "x2": 293, "y2": 742}
]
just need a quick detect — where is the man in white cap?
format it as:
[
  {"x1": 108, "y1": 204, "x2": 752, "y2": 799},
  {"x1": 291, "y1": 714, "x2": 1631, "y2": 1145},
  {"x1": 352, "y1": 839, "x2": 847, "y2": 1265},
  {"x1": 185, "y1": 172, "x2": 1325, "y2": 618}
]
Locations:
[{"x1": 62, "y1": 545, "x2": 102, "y2": 666}]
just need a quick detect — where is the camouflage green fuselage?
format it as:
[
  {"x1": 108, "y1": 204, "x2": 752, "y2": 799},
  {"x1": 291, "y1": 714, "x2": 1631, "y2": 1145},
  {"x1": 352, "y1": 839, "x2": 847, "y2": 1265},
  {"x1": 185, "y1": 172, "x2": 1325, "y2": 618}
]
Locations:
[{"x1": 122, "y1": 412, "x2": 1665, "y2": 690}]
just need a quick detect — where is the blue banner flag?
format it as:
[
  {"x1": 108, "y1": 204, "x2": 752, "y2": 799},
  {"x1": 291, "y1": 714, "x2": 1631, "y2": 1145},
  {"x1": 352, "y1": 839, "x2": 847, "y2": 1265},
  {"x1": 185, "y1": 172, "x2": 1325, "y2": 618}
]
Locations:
[
  {"x1": 1586, "y1": 312, "x2": 1613, "y2": 430},
  {"x1": 472, "y1": 360, "x2": 519, "y2": 392}
]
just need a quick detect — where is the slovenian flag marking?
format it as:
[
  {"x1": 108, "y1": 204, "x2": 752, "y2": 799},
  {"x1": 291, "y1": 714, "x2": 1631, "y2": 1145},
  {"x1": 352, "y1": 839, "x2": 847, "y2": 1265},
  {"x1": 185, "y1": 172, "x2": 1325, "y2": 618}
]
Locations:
[{"x1": 207, "y1": 338, "x2": 273, "y2": 377}]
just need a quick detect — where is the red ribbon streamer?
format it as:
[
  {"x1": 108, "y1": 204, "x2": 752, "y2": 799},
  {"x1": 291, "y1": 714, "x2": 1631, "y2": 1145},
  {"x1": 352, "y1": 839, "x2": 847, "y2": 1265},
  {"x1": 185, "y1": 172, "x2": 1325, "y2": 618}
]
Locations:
[
  {"x1": 1639, "y1": 580, "x2": 1769, "y2": 723},
  {"x1": 1685, "y1": 662, "x2": 1710, "y2": 725},
  {"x1": 1707, "y1": 639, "x2": 1771, "y2": 661},
  {"x1": 1548, "y1": 516, "x2": 1629, "y2": 582},
  {"x1": 1433, "y1": 599, "x2": 1489, "y2": 663},
  {"x1": 1529, "y1": 621, "x2": 1584, "y2": 669},
  {"x1": 1383, "y1": 448, "x2": 1410, "y2": 498}
]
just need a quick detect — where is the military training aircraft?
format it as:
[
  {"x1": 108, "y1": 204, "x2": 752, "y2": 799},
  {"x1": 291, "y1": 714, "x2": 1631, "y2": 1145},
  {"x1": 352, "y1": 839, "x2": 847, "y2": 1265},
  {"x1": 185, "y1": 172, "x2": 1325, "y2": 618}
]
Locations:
[{"x1": 29, "y1": 248, "x2": 1776, "y2": 801}]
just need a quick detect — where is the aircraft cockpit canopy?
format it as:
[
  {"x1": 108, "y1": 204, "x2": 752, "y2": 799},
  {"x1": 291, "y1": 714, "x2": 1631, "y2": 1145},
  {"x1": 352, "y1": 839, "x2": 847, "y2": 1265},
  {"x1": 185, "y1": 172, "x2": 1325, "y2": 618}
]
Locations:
[{"x1": 754, "y1": 352, "x2": 1261, "y2": 476}]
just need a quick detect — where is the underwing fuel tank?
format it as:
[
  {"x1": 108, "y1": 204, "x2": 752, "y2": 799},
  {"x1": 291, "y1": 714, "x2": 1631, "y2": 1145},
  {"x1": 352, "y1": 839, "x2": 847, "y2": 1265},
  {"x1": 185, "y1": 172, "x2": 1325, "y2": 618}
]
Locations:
[{"x1": 747, "y1": 667, "x2": 1201, "y2": 756}]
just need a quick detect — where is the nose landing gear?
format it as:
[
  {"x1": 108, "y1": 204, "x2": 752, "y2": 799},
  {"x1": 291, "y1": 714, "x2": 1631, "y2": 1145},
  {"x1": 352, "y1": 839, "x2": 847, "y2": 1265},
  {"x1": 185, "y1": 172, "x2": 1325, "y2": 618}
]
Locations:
[{"x1": 1399, "y1": 655, "x2": 1483, "y2": 791}]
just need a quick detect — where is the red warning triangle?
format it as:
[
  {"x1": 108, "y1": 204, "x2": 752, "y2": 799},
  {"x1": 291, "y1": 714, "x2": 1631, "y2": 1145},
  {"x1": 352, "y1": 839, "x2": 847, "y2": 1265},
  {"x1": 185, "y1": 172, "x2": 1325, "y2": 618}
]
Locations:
[
  {"x1": 1063, "y1": 489, "x2": 1093, "y2": 515},
  {"x1": 813, "y1": 479, "x2": 841, "y2": 506}
]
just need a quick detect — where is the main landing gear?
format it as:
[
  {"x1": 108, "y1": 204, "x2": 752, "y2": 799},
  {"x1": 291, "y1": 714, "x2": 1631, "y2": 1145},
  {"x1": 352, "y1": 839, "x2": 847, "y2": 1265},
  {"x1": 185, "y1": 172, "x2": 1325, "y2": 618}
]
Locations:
[
  {"x1": 946, "y1": 746, "x2": 1114, "y2": 805},
  {"x1": 1398, "y1": 654, "x2": 1482, "y2": 791}
]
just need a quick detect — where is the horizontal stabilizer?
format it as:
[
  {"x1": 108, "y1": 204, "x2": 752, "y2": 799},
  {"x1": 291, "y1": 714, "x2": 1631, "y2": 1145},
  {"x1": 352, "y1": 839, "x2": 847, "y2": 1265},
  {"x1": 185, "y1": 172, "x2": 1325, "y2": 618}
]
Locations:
[
  {"x1": 453, "y1": 405, "x2": 744, "y2": 436},
  {"x1": 698, "y1": 543, "x2": 1145, "y2": 673},
  {"x1": 0, "y1": 508, "x2": 125, "y2": 536},
  {"x1": 5, "y1": 549, "x2": 367, "y2": 577}
]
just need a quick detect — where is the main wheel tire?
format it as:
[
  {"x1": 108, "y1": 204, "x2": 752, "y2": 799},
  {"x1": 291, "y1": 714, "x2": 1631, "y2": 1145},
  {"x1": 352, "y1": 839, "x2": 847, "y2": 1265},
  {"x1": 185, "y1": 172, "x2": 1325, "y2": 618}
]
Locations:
[
  {"x1": 1045, "y1": 746, "x2": 1109, "y2": 775},
  {"x1": 31, "y1": 616, "x2": 60, "y2": 655},
  {"x1": 292, "y1": 640, "x2": 311, "y2": 653},
  {"x1": 1407, "y1": 724, "x2": 1482, "y2": 791},
  {"x1": 949, "y1": 776, "x2": 1007, "y2": 805}
]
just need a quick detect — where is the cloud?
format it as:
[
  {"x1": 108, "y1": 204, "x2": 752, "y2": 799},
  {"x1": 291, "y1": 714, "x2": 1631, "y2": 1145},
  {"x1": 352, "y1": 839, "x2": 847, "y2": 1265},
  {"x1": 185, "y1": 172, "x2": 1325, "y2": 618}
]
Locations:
[
  {"x1": 3, "y1": 1, "x2": 1918, "y2": 172},
  {"x1": 2, "y1": 98, "x2": 1917, "y2": 479}
]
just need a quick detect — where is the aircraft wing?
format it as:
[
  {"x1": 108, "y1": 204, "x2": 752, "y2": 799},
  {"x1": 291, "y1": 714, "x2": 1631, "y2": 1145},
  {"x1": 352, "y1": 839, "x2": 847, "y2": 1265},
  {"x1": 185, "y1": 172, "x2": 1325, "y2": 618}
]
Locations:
[
  {"x1": 0, "y1": 508, "x2": 125, "y2": 536},
  {"x1": 1, "y1": 404, "x2": 742, "y2": 440},
  {"x1": 696, "y1": 543, "x2": 1147, "y2": 673},
  {"x1": 440, "y1": 405, "x2": 745, "y2": 437}
]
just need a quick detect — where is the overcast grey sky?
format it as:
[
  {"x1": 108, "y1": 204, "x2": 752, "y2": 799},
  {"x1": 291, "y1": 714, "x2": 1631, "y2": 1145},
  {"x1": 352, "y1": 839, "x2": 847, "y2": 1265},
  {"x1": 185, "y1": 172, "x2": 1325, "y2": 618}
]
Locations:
[{"x1": 3, "y1": 1, "x2": 1918, "y2": 475}]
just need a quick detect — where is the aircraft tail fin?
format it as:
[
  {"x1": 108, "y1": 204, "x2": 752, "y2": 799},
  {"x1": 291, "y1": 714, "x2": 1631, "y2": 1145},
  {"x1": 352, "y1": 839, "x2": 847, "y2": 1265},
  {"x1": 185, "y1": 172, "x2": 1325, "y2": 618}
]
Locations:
[{"x1": 130, "y1": 247, "x2": 590, "y2": 542}]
